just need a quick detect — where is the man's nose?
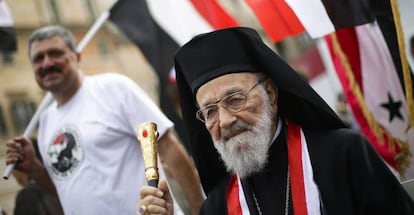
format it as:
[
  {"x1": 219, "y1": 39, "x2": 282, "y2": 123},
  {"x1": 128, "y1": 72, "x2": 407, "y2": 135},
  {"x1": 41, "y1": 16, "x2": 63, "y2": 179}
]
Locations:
[
  {"x1": 218, "y1": 107, "x2": 237, "y2": 128},
  {"x1": 41, "y1": 55, "x2": 54, "y2": 68}
]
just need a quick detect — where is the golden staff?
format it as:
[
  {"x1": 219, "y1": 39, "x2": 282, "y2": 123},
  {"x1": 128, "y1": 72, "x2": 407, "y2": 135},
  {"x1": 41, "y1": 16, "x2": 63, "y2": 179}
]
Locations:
[{"x1": 137, "y1": 122, "x2": 159, "y2": 187}]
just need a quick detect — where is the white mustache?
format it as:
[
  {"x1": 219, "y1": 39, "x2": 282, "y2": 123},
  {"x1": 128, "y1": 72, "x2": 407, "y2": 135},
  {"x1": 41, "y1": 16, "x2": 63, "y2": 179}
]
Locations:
[{"x1": 221, "y1": 121, "x2": 251, "y2": 140}]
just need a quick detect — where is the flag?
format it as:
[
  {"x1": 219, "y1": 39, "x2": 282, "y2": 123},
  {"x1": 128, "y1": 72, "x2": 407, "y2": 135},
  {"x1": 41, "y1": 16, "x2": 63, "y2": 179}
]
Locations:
[
  {"x1": 245, "y1": 0, "x2": 305, "y2": 42},
  {"x1": 146, "y1": 0, "x2": 213, "y2": 46},
  {"x1": 284, "y1": 0, "x2": 414, "y2": 175},
  {"x1": 324, "y1": 23, "x2": 411, "y2": 175},
  {"x1": 189, "y1": 0, "x2": 239, "y2": 29},
  {"x1": 145, "y1": 0, "x2": 238, "y2": 83},
  {"x1": 0, "y1": 0, "x2": 17, "y2": 52},
  {"x1": 109, "y1": 0, "x2": 239, "y2": 152},
  {"x1": 109, "y1": 0, "x2": 179, "y2": 84},
  {"x1": 285, "y1": 0, "x2": 375, "y2": 38},
  {"x1": 109, "y1": 0, "x2": 186, "y2": 150},
  {"x1": 109, "y1": 0, "x2": 238, "y2": 92},
  {"x1": 289, "y1": 45, "x2": 325, "y2": 81}
]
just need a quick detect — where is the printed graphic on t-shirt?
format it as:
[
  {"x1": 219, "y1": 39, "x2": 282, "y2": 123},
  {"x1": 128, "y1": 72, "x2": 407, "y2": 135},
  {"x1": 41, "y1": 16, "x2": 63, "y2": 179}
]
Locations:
[{"x1": 46, "y1": 125, "x2": 83, "y2": 180}]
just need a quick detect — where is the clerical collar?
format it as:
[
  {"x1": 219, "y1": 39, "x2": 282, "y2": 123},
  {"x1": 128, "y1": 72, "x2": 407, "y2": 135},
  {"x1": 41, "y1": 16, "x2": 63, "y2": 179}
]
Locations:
[{"x1": 270, "y1": 117, "x2": 283, "y2": 144}]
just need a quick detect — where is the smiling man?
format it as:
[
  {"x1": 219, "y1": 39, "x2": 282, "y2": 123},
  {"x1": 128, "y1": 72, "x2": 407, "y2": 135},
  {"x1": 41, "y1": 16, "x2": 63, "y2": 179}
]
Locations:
[
  {"x1": 137, "y1": 27, "x2": 414, "y2": 215},
  {"x1": 5, "y1": 25, "x2": 204, "y2": 215}
]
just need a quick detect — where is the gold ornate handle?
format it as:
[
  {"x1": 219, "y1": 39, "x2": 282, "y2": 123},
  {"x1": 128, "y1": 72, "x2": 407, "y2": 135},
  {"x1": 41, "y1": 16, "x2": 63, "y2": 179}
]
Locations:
[{"x1": 137, "y1": 122, "x2": 159, "y2": 187}]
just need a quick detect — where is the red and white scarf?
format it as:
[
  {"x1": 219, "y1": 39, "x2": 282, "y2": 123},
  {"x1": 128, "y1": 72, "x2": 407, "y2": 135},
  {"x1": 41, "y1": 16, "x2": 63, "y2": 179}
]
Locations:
[{"x1": 227, "y1": 123, "x2": 321, "y2": 215}]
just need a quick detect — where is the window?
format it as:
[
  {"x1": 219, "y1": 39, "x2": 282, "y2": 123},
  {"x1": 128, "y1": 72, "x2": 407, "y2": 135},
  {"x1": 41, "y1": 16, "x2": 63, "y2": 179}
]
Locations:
[
  {"x1": 10, "y1": 100, "x2": 36, "y2": 134},
  {"x1": 1, "y1": 52, "x2": 15, "y2": 65},
  {"x1": 0, "y1": 106, "x2": 8, "y2": 137}
]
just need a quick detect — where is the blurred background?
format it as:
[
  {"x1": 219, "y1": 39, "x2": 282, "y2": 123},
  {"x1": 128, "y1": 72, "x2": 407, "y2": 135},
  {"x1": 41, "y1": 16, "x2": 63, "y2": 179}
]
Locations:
[{"x1": 0, "y1": 0, "x2": 413, "y2": 214}]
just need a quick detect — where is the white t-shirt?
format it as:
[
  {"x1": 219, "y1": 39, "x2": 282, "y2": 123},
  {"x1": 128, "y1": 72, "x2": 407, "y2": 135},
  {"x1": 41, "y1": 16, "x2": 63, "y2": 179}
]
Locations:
[{"x1": 37, "y1": 73, "x2": 174, "y2": 215}]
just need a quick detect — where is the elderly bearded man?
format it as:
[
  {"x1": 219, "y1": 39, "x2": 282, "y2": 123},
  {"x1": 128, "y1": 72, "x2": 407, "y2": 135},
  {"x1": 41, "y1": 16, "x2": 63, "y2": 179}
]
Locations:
[{"x1": 136, "y1": 27, "x2": 414, "y2": 215}]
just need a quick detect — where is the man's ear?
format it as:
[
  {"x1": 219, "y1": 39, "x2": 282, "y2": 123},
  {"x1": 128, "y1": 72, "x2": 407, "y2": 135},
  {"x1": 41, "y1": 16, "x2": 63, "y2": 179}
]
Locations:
[
  {"x1": 264, "y1": 79, "x2": 278, "y2": 106},
  {"x1": 76, "y1": 52, "x2": 81, "y2": 62}
]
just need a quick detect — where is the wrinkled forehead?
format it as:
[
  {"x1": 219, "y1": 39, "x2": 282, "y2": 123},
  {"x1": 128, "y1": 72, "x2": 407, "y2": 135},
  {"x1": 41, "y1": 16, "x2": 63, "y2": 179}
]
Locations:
[
  {"x1": 29, "y1": 36, "x2": 68, "y2": 57},
  {"x1": 195, "y1": 72, "x2": 258, "y2": 105}
]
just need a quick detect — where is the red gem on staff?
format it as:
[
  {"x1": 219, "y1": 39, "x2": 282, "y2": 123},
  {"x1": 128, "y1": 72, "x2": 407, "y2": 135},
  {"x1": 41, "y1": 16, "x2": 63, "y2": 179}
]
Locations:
[{"x1": 142, "y1": 130, "x2": 147, "y2": 137}]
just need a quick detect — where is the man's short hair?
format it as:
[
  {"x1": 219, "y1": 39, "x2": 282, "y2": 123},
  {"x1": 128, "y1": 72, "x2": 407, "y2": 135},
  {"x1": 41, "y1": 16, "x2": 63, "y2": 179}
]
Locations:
[{"x1": 28, "y1": 25, "x2": 77, "y2": 56}]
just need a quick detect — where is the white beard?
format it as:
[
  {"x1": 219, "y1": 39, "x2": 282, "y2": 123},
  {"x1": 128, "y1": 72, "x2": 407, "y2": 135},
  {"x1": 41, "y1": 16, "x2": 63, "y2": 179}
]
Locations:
[{"x1": 213, "y1": 86, "x2": 274, "y2": 178}]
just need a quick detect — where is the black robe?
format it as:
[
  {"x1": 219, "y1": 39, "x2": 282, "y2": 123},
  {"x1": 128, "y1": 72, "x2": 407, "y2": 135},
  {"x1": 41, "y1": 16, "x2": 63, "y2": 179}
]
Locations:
[
  {"x1": 200, "y1": 125, "x2": 414, "y2": 215},
  {"x1": 173, "y1": 27, "x2": 414, "y2": 214}
]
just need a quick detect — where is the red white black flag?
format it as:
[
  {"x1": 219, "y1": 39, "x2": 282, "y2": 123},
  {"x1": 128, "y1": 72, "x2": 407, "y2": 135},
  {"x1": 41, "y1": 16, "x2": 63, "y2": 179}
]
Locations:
[
  {"x1": 108, "y1": 0, "x2": 239, "y2": 153},
  {"x1": 245, "y1": 0, "x2": 305, "y2": 42},
  {"x1": 0, "y1": 0, "x2": 16, "y2": 52},
  {"x1": 285, "y1": 0, "x2": 374, "y2": 38}
]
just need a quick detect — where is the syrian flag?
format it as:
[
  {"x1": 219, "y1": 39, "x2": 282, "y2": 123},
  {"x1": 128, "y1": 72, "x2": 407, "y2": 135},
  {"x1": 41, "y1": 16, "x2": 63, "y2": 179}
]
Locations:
[
  {"x1": 109, "y1": 0, "x2": 238, "y2": 86},
  {"x1": 109, "y1": 0, "x2": 187, "y2": 151},
  {"x1": 109, "y1": 0, "x2": 179, "y2": 85},
  {"x1": 108, "y1": 0, "x2": 239, "y2": 152},
  {"x1": 146, "y1": 0, "x2": 236, "y2": 84},
  {"x1": 285, "y1": 0, "x2": 414, "y2": 175},
  {"x1": 324, "y1": 23, "x2": 411, "y2": 175},
  {"x1": 244, "y1": 0, "x2": 305, "y2": 42},
  {"x1": 189, "y1": 0, "x2": 239, "y2": 29},
  {"x1": 285, "y1": 0, "x2": 375, "y2": 38},
  {"x1": 0, "y1": 0, "x2": 17, "y2": 52},
  {"x1": 145, "y1": 0, "x2": 213, "y2": 47}
]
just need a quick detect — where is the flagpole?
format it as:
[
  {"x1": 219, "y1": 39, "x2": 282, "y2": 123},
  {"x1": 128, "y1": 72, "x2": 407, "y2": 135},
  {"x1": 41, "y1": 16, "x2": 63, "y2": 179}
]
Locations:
[
  {"x1": 315, "y1": 38, "x2": 343, "y2": 104},
  {"x1": 389, "y1": 0, "x2": 414, "y2": 129},
  {"x1": 3, "y1": 10, "x2": 111, "y2": 180}
]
